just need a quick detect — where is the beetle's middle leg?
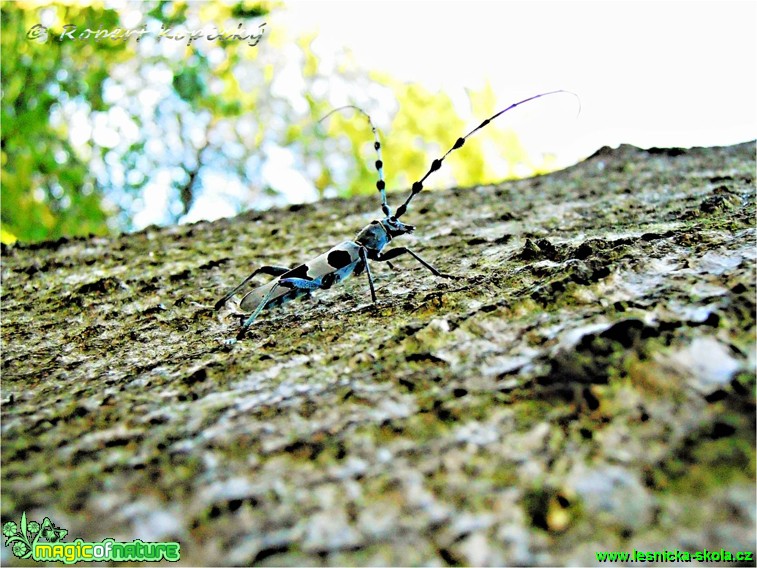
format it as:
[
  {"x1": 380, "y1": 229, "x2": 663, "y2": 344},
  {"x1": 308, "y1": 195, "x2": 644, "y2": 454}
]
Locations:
[{"x1": 358, "y1": 247, "x2": 377, "y2": 303}]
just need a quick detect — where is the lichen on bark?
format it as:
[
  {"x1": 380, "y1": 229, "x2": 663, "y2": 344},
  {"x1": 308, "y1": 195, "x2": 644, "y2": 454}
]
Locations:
[{"x1": 2, "y1": 142, "x2": 755, "y2": 565}]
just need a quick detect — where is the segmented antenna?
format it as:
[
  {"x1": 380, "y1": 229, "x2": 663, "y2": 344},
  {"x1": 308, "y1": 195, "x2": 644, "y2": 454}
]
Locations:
[
  {"x1": 319, "y1": 105, "x2": 391, "y2": 218},
  {"x1": 394, "y1": 89, "x2": 580, "y2": 219}
]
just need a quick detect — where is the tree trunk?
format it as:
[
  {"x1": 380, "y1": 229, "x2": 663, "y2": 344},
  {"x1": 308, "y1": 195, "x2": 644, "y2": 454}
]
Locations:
[{"x1": 2, "y1": 142, "x2": 754, "y2": 565}]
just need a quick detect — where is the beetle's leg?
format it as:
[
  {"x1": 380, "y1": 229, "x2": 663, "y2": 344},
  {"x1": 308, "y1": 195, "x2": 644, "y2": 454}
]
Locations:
[
  {"x1": 237, "y1": 277, "x2": 323, "y2": 338},
  {"x1": 358, "y1": 247, "x2": 377, "y2": 303},
  {"x1": 215, "y1": 265, "x2": 291, "y2": 310},
  {"x1": 375, "y1": 247, "x2": 457, "y2": 279}
]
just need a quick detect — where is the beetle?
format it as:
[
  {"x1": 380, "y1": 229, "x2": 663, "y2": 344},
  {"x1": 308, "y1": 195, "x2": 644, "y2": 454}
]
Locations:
[{"x1": 215, "y1": 90, "x2": 575, "y2": 338}]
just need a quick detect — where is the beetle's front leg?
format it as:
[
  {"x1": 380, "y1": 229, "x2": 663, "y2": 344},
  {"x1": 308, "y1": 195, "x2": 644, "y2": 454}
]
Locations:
[{"x1": 375, "y1": 247, "x2": 458, "y2": 279}]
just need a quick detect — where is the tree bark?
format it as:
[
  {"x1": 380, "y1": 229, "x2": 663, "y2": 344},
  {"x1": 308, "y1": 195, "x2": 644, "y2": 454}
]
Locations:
[{"x1": 2, "y1": 142, "x2": 755, "y2": 565}]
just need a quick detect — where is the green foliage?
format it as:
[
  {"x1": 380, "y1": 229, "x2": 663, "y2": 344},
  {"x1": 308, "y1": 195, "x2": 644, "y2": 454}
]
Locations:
[
  {"x1": 2, "y1": 0, "x2": 545, "y2": 245},
  {"x1": 1, "y1": 1, "x2": 131, "y2": 243}
]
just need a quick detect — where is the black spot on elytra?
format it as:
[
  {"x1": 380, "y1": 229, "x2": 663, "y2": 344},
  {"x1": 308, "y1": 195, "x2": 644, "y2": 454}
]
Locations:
[
  {"x1": 321, "y1": 272, "x2": 338, "y2": 289},
  {"x1": 353, "y1": 260, "x2": 366, "y2": 277},
  {"x1": 328, "y1": 249, "x2": 353, "y2": 269},
  {"x1": 285, "y1": 264, "x2": 312, "y2": 280}
]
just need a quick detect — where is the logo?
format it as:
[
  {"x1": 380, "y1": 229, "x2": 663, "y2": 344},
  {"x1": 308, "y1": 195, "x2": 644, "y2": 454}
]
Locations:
[{"x1": 3, "y1": 512, "x2": 180, "y2": 564}]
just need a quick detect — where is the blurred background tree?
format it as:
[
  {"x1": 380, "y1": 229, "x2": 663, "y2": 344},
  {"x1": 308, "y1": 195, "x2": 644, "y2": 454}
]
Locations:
[{"x1": 1, "y1": 0, "x2": 541, "y2": 244}]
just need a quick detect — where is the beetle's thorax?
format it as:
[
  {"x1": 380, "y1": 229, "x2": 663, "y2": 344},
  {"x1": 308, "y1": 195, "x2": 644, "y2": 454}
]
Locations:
[{"x1": 355, "y1": 217, "x2": 415, "y2": 253}]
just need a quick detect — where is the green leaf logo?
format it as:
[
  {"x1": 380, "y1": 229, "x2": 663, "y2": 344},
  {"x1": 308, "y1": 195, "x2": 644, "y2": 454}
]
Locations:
[{"x1": 2, "y1": 512, "x2": 67, "y2": 559}]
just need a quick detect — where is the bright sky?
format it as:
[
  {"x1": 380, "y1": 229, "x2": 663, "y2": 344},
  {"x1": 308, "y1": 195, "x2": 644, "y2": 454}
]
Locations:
[
  {"x1": 277, "y1": 0, "x2": 756, "y2": 166},
  {"x1": 90, "y1": 0, "x2": 755, "y2": 229}
]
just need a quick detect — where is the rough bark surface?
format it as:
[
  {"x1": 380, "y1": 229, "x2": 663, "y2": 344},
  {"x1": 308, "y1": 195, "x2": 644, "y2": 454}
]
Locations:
[{"x1": 2, "y1": 142, "x2": 755, "y2": 565}]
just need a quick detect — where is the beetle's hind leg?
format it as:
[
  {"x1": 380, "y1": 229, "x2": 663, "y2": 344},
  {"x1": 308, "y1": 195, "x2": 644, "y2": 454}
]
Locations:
[
  {"x1": 237, "y1": 277, "x2": 323, "y2": 339},
  {"x1": 215, "y1": 265, "x2": 292, "y2": 310}
]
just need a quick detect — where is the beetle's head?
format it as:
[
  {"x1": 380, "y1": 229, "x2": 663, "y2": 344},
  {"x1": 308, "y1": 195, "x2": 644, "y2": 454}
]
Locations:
[
  {"x1": 356, "y1": 216, "x2": 414, "y2": 252},
  {"x1": 380, "y1": 216, "x2": 415, "y2": 238}
]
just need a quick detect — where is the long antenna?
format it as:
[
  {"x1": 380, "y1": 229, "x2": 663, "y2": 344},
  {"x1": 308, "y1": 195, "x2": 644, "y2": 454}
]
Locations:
[
  {"x1": 319, "y1": 105, "x2": 391, "y2": 217},
  {"x1": 394, "y1": 89, "x2": 580, "y2": 219}
]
